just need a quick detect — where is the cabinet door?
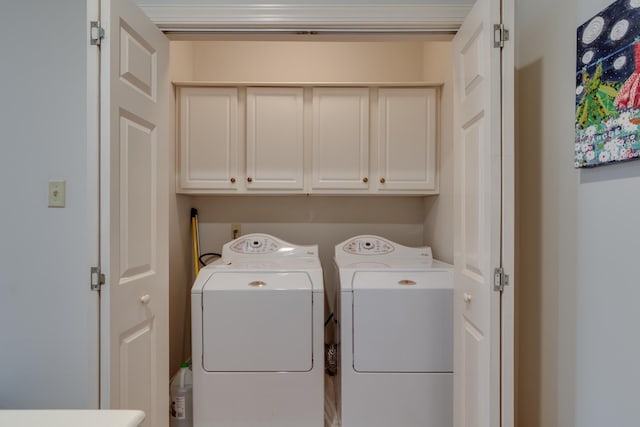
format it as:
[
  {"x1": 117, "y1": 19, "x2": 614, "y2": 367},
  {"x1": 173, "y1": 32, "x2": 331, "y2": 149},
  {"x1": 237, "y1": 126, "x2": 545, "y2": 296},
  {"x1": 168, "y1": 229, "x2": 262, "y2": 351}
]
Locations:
[
  {"x1": 312, "y1": 88, "x2": 369, "y2": 190},
  {"x1": 246, "y1": 87, "x2": 304, "y2": 191},
  {"x1": 377, "y1": 88, "x2": 438, "y2": 193},
  {"x1": 178, "y1": 87, "x2": 239, "y2": 192}
]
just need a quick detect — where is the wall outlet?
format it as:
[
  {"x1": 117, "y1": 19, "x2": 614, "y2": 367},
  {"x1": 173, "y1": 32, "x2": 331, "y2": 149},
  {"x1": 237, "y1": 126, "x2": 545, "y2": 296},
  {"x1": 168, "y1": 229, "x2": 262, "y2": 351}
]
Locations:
[
  {"x1": 231, "y1": 223, "x2": 241, "y2": 240},
  {"x1": 48, "y1": 180, "x2": 66, "y2": 208}
]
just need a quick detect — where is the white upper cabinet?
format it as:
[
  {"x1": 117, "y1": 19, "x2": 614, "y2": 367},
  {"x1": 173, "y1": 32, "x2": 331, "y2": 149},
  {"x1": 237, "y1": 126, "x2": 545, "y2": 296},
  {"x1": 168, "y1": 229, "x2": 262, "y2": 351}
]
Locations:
[
  {"x1": 376, "y1": 88, "x2": 438, "y2": 193},
  {"x1": 312, "y1": 88, "x2": 369, "y2": 191},
  {"x1": 178, "y1": 87, "x2": 239, "y2": 192},
  {"x1": 246, "y1": 87, "x2": 304, "y2": 191},
  {"x1": 176, "y1": 85, "x2": 439, "y2": 195}
]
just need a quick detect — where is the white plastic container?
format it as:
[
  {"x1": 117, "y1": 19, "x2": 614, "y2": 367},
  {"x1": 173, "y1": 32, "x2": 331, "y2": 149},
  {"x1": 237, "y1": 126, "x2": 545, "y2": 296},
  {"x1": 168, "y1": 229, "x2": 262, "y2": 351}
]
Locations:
[{"x1": 170, "y1": 362, "x2": 193, "y2": 427}]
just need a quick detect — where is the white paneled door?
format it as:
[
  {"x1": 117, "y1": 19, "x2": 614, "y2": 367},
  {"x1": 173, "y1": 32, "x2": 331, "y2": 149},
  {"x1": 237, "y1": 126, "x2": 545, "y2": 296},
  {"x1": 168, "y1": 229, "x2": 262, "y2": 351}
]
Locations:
[
  {"x1": 100, "y1": 1, "x2": 169, "y2": 426},
  {"x1": 452, "y1": 0, "x2": 514, "y2": 426}
]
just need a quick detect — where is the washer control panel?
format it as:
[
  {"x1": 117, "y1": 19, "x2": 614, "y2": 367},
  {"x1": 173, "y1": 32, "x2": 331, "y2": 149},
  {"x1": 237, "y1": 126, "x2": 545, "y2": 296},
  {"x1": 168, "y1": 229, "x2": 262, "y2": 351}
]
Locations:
[
  {"x1": 336, "y1": 235, "x2": 433, "y2": 261},
  {"x1": 230, "y1": 235, "x2": 281, "y2": 254},
  {"x1": 343, "y1": 237, "x2": 395, "y2": 255}
]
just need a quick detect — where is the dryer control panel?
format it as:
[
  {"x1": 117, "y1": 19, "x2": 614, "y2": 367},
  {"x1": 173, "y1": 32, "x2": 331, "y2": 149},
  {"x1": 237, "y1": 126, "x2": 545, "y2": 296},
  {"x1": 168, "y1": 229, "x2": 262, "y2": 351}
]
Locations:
[{"x1": 343, "y1": 237, "x2": 395, "y2": 255}]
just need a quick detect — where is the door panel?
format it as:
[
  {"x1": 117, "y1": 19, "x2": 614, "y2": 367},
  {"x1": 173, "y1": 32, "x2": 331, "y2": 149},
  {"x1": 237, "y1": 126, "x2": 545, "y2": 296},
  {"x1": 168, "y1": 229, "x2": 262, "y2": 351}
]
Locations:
[
  {"x1": 119, "y1": 20, "x2": 156, "y2": 99},
  {"x1": 119, "y1": 321, "x2": 155, "y2": 414},
  {"x1": 461, "y1": 30, "x2": 483, "y2": 94},
  {"x1": 462, "y1": 118, "x2": 482, "y2": 276},
  {"x1": 452, "y1": 0, "x2": 502, "y2": 426},
  {"x1": 119, "y1": 112, "x2": 154, "y2": 278},
  {"x1": 463, "y1": 321, "x2": 482, "y2": 427},
  {"x1": 101, "y1": 1, "x2": 169, "y2": 427}
]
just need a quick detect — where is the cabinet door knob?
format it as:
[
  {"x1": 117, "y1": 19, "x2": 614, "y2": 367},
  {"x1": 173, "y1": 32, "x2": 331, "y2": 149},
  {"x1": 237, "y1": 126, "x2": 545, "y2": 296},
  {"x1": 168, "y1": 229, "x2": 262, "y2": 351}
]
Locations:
[
  {"x1": 140, "y1": 294, "x2": 151, "y2": 304},
  {"x1": 247, "y1": 177, "x2": 253, "y2": 183},
  {"x1": 379, "y1": 177, "x2": 386, "y2": 184},
  {"x1": 363, "y1": 177, "x2": 368, "y2": 183},
  {"x1": 463, "y1": 293, "x2": 473, "y2": 304},
  {"x1": 230, "y1": 177, "x2": 236, "y2": 183}
]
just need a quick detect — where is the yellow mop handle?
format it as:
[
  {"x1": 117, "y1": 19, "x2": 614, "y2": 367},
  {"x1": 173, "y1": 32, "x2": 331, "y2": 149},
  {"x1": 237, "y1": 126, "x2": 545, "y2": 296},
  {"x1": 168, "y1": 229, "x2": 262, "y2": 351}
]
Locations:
[{"x1": 191, "y1": 209, "x2": 200, "y2": 276}]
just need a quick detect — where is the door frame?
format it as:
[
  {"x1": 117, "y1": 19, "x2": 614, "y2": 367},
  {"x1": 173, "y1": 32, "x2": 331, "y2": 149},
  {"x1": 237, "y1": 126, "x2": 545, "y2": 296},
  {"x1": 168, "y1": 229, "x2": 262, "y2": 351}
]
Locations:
[
  {"x1": 133, "y1": 3, "x2": 515, "y2": 427},
  {"x1": 87, "y1": 0, "x2": 102, "y2": 407},
  {"x1": 500, "y1": 0, "x2": 516, "y2": 426}
]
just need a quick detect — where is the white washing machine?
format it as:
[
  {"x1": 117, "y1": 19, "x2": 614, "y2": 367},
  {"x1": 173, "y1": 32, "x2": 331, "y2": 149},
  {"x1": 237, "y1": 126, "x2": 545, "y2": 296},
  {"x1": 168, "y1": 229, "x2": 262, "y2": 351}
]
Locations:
[
  {"x1": 333, "y1": 235, "x2": 453, "y2": 427},
  {"x1": 191, "y1": 233, "x2": 324, "y2": 427}
]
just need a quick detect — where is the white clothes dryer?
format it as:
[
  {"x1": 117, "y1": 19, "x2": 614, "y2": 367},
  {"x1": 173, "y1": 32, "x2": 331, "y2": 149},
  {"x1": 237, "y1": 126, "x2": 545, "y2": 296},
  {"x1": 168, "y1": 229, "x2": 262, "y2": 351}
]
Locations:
[
  {"x1": 333, "y1": 235, "x2": 453, "y2": 427},
  {"x1": 191, "y1": 234, "x2": 324, "y2": 427}
]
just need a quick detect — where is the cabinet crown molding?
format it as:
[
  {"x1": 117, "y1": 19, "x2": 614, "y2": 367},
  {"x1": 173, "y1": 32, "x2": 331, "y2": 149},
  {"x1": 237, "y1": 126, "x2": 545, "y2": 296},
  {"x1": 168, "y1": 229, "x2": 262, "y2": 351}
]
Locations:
[{"x1": 139, "y1": 3, "x2": 472, "y2": 32}]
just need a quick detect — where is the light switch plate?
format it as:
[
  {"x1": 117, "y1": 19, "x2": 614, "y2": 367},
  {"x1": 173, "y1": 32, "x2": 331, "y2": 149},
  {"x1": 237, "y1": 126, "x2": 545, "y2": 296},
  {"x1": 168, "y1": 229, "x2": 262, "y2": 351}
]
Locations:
[{"x1": 48, "y1": 180, "x2": 66, "y2": 208}]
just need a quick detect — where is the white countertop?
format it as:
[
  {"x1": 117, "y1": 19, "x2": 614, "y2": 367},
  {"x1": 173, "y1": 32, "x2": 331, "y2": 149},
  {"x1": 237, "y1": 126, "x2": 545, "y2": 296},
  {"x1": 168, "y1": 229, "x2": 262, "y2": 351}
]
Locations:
[{"x1": 0, "y1": 410, "x2": 145, "y2": 427}]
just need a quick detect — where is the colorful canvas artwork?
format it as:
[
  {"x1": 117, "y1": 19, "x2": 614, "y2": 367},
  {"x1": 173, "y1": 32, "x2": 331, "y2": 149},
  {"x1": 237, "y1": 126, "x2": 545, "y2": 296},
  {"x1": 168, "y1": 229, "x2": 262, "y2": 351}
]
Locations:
[{"x1": 575, "y1": 0, "x2": 640, "y2": 167}]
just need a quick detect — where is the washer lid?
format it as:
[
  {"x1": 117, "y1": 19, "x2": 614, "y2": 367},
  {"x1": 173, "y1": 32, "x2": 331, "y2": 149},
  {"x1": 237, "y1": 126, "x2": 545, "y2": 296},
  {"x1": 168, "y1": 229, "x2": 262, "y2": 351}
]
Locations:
[
  {"x1": 352, "y1": 270, "x2": 452, "y2": 290},
  {"x1": 352, "y1": 271, "x2": 453, "y2": 373},
  {"x1": 202, "y1": 272, "x2": 313, "y2": 372}
]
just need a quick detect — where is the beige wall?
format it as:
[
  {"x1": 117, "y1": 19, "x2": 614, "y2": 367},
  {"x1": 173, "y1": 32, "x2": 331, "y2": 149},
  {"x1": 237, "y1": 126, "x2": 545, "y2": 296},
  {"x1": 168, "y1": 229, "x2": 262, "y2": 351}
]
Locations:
[
  {"x1": 422, "y1": 41, "x2": 454, "y2": 263},
  {"x1": 168, "y1": 39, "x2": 455, "y2": 366},
  {"x1": 572, "y1": 1, "x2": 640, "y2": 426},
  {"x1": 516, "y1": 0, "x2": 578, "y2": 425},
  {"x1": 171, "y1": 41, "x2": 195, "y2": 81},
  {"x1": 189, "y1": 40, "x2": 428, "y2": 82},
  {"x1": 168, "y1": 41, "x2": 197, "y2": 374},
  {"x1": 192, "y1": 196, "x2": 427, "y2": 281}
]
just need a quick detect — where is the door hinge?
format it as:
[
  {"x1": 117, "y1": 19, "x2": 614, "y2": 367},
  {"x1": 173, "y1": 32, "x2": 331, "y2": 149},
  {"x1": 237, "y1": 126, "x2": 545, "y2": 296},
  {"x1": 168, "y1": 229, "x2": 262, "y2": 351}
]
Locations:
[
  {"x1": 91, "y1": 266, "x2": 106, "y2": 291},
  {"x1": 493, "y1": 267, "x2": 509, "y2": 292},
  {"x1": 493, "y1": 24, "x2": 509, "y2": 48},
  {"x1": 90, "y1": 21, "x2": 105, "y2": 46}
]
